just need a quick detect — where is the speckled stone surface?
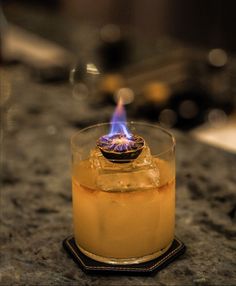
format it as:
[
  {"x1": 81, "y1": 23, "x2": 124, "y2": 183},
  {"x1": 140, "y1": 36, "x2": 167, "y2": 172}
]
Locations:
[{"x1": 1, "y1": 66, "x2": 236, "y2": 285}]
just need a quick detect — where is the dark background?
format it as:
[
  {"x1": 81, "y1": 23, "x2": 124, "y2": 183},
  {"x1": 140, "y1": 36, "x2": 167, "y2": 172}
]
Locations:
[{"x1": 1, "y1": 0, "x2": 236, "y2": 131}]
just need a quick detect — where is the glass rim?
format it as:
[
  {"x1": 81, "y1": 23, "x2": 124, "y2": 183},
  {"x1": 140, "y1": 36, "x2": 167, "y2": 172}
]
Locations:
[{"x1": 71, "y1": 121, "x2": 176, "y2": 157}]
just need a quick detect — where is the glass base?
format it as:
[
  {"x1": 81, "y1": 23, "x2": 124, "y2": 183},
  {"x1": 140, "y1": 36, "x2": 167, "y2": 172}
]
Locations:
[{"x1": 76, "y1": 242, "x2": 173, "y2": 265}]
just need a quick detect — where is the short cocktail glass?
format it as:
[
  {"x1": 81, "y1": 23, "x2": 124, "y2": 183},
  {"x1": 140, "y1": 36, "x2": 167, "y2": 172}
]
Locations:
[{"x1": 71, "y1": 122, "x2": 175, "y2": 265}]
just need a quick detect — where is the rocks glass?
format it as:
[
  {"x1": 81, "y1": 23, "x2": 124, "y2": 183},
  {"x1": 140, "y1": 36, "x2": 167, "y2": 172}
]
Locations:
[{"x1": 71, "y1": 122, "x2": 175, "y2": 264}]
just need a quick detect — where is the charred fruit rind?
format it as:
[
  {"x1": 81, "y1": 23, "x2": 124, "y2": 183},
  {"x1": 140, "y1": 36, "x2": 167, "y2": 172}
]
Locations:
[{"x1": 97, "y1": 133, "x2": 145, "y2": 163}]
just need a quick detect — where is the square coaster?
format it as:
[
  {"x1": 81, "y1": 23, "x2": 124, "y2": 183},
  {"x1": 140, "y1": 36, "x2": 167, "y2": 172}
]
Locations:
[{"x1": 63, "y1": 236, "x2": 186, "y2": 275}]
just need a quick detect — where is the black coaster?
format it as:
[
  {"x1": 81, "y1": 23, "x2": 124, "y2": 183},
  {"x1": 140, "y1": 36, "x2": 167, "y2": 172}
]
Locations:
[{"x1": 63, "y1": 236, "x2": 186, "y2": 275}]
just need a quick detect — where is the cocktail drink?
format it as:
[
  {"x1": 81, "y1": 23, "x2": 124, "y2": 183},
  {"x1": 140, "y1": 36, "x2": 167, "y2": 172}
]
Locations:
[{"x1": 71, "y1": 101, "x2": 175, "y2": 264}]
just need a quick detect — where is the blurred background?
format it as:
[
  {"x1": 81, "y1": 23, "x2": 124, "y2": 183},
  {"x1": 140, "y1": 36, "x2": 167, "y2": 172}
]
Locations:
[{"x1": 1, "y1": 0, "x2": 236, "y2": 152}]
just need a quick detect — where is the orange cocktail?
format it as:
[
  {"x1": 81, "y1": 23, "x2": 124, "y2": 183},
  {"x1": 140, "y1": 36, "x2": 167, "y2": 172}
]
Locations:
[{"x1": 71, "y1": 121, "x2": 175, "y2": 265}]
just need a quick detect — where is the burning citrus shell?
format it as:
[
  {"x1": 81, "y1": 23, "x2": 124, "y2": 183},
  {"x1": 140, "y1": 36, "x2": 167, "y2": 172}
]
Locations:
[{"x1": 97, "y1": 133, "x2": 145, "y2": 163}]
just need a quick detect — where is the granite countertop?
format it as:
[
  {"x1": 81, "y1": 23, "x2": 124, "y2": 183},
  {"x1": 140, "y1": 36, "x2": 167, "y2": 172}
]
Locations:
[{"x1": 1, "y1": 66, "x2": 236, "y2": 286}]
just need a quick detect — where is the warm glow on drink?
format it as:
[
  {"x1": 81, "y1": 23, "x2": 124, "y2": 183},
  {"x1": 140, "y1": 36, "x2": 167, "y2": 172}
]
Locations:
[
  {"x1": 71, "y1": 102, "x2": 175, "y2": 264},
  {"x1": 72, "y1": 157, "x2": 175, "y2": 262}
]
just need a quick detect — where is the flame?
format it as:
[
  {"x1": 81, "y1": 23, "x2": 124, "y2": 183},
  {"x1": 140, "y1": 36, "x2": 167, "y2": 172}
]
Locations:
[{"x1": 109, "y1": 98, "x2": 131, "y2": 138}]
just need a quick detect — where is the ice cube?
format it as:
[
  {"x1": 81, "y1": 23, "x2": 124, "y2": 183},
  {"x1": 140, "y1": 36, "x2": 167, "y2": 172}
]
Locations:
[
  {"x1": 96, "y1": 167, "x2": 160, "y2": 192},
  {"x1": 89, "y1": 147, "x2": 160, "y2": 192},
  {"x1": 131, "y1": 146, "x2": 153, "y2": 168},
  {"x1": 90, "y1": 148, "x2": 133, "y2": 172}
]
